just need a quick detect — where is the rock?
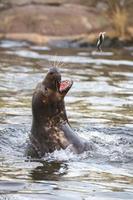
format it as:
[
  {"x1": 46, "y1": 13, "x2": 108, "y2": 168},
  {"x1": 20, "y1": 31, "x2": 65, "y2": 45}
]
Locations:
[
  {"x1": 0, "y1": 4, "x2": 108, "y2": 36},
  {"x1": 127, "y1": 27, "x2": 133, "y2": 38},
  {"x1": 0, "y1": 3, "x2": 110, "y2": 45},
  {"x1": 0, "y1": 1, "x2": 132, "y2": 47}
]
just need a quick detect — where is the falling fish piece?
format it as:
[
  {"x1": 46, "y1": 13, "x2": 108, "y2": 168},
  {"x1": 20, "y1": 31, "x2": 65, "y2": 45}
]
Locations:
[{"x1": 97, "y1": 32, "x2": 106, "y2": 52}]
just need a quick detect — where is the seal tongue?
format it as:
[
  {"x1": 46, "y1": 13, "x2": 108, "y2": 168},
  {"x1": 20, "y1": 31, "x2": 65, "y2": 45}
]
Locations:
[{"x1": 59, "y1": 80, "x2": 71, "y2": 93}]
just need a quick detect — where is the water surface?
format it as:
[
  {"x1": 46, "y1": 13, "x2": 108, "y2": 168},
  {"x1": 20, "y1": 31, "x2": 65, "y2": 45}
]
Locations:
[{"x1": 0, "y1": 40, "x2": 133, "y2": 200}]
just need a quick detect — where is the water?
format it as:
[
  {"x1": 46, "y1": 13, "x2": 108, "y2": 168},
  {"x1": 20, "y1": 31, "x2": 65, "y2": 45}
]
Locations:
[{"x1": 0, "y1": 40, "x2": 133, "y2": 200}]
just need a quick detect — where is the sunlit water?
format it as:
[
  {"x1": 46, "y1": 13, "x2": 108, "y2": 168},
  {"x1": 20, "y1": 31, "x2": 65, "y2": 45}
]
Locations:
[{"x1": 0, "y1": 40, "x2": 133, "y2": 200}]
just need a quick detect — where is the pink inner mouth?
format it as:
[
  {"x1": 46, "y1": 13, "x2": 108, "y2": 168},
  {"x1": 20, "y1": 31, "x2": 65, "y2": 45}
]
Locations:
[{"x1": 59, "y1": 80, "x2": 72, "y2": 92}]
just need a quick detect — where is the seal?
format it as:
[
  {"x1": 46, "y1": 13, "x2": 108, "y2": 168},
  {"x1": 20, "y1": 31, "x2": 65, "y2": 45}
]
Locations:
[{"x1": 27, "y1": 67, "x2": 92, "y2": 158}]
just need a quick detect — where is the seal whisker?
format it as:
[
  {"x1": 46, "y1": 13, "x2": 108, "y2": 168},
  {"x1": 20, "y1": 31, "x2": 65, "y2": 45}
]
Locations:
[
  {"x1": 53, "y1": 54, "x2": 57, "y2": 68},
  {"x1": 51, "y1": 55, "x2": 67, "y2": 69},
  {"x1": 56, "y1": 58, "x2": 66, "y2": 69},
  {"x1": 47, "y1": 58, "x2": 52, "y2": 69},
  {"x1": 59, "y1": 61, "x2": 66, "y2": 68},
  {"x1": 56, "y1": 57, "x2": 62, "y2": 68}
]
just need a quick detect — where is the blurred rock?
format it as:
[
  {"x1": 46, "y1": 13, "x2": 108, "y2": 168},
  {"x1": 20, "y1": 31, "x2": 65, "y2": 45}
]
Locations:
[
  {"x1": 0, "y1": 0, "x2": 132, "y2": 47},
  {"x1": 127, "y1": 27, "x2": 133, "y2": 39}
]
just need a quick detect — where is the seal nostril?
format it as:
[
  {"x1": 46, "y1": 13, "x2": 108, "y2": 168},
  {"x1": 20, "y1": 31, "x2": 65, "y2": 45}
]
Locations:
[{"x1": 49, "y1": 72, "x2": 54, "y2": 75}]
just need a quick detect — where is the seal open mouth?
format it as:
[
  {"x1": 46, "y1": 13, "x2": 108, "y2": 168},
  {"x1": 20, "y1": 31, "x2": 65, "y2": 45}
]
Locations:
[{"x1": 59, "y1": 80, "x2": 73, "y2": 93}]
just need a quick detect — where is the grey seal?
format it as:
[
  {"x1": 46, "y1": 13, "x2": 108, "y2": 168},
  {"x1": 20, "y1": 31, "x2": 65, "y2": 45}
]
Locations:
[{"x1": 27, "y1": 67, "x2": 93, "y2": 158}]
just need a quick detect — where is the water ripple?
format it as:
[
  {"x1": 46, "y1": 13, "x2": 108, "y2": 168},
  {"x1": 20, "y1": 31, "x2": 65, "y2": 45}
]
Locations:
[{"x1": 6, "y1": 50, "x2": 133, "y2": 66}]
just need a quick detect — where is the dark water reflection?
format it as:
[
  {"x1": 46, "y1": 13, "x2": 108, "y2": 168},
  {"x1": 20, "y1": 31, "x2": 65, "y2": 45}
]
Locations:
[{"x1": 0, "y1": 40, "x2": 133, "y2": 200}]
